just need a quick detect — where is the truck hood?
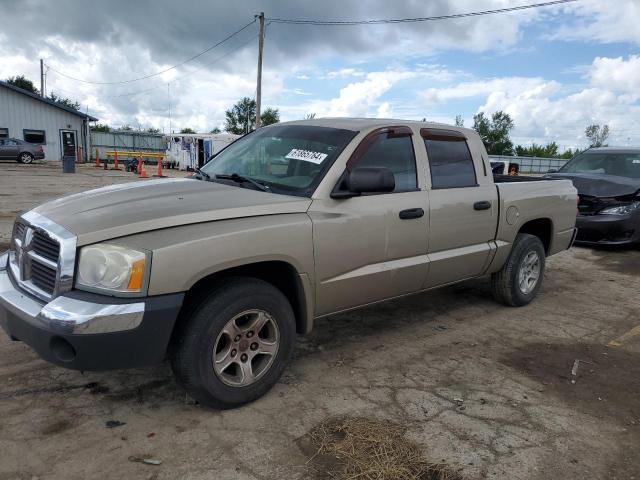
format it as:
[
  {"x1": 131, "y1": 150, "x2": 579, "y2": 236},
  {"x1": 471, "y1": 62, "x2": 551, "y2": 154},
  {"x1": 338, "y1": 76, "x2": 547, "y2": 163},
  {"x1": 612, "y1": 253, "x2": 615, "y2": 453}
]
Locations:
[
  {"x1": 32, "y1": 178, "x2": 312, "y2": 245},
  {"x1": 546, "y1": 173, "x2": 640, "y2": 198}
]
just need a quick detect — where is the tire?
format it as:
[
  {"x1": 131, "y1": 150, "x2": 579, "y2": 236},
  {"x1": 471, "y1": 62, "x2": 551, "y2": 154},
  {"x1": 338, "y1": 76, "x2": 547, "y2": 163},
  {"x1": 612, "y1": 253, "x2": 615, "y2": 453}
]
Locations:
[
  {"x1": 170, "y1": 277, "x2": 296, "y2": 409},
  {"x1": 491, "y1": 233, "x2": 546, "y2": 307},
  {"x1": 19, "y1": 152, "x2": 34, "y2": 164}
]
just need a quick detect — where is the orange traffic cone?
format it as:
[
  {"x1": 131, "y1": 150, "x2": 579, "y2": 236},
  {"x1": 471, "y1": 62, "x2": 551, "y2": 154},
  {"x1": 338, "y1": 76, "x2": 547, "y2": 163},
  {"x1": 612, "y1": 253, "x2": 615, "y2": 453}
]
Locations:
[
  {"x1": 153, "y1": 156, "x2": 167, "y2": 178},
  {"x1": 94, "y1": 148, "x2": 101, "y2": 167},
  {"x1": 138, "y1": 156, "x2": 148, "y2": 178},
  {"x1": 111, "y1": 150, "x2": 121, "y2": 170}
]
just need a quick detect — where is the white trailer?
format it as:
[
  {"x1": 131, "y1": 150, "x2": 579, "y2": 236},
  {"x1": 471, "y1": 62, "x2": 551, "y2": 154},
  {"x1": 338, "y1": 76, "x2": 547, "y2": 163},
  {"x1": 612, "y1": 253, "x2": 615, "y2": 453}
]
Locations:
[{"x1": 165, "y1": 133, "x2": 240, "y2": 171}]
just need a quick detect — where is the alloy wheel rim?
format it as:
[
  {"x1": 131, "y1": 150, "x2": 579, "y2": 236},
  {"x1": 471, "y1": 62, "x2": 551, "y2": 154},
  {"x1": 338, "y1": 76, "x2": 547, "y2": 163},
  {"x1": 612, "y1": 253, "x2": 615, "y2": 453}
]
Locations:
[
  {"x1": 212, "y1": 309, "x2": 279, "y2": 387},
  {"x1": 21, "y1": 154, "x2": 32, "y2": 163},
  {"x1": 518, "y1": 251, "x2": 540, "y2": 295}
]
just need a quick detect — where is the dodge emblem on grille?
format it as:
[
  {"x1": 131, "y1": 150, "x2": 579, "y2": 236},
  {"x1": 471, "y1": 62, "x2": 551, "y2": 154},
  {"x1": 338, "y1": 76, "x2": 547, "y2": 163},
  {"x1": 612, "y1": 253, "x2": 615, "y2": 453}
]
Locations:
[{"x1": 17, "y1": 227, "x2": 34, "y2": 281}]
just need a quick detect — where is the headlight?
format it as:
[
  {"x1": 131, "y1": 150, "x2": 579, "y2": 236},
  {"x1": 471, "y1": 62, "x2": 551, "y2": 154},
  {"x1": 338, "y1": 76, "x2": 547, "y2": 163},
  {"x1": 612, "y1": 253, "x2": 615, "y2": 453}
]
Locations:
[
  {"x1": 76, "y1": 243, "x2": 149, "y2": 295},
  {"x1": 599, "y1": 201, "x2": 640, "y2": 216}
]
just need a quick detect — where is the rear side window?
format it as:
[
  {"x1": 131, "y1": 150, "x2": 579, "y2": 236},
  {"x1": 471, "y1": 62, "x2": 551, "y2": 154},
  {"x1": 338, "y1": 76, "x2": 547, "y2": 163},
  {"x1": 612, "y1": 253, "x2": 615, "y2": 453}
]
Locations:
[
  {"x1": 0, "y1": 127, "x2": 8, "y2": 138},
  {"x1": 353, "y1": 131, "x2": 417, "y2": 192},
  {"x1": 423, "y1": 129, "x2": 477, "y2": 189}
]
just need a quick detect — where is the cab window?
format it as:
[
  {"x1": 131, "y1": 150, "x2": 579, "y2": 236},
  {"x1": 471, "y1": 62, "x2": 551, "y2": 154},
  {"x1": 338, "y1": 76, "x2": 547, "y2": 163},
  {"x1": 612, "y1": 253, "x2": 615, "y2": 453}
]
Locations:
[
  {"x1": 352, "y1": 130, "x2": 417, "y2": 192},
  {"x1": 423, "y1": 129, "x2": 477, "y2": 189}
]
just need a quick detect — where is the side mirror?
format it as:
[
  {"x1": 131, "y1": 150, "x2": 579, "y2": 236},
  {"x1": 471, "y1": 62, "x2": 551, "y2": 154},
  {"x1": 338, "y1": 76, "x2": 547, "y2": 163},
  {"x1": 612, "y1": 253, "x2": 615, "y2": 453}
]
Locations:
[
  {"x1": 547, "y1": 168, "x2": 558, "y2": 174},
  {"x1": 331, "y1": 167, "x2": 395, "y2": 198}
]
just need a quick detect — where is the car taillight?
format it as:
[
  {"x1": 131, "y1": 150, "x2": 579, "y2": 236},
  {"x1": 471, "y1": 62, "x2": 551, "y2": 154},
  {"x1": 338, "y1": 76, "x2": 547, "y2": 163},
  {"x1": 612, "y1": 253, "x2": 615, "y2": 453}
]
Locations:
[{"x1": 37, "y1": 146, "x2": 43, "y2": 152}]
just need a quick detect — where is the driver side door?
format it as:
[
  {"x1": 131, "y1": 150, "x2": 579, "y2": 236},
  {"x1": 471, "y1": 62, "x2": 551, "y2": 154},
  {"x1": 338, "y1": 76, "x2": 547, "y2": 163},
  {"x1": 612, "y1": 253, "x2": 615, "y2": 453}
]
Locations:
[{"x1": 309, "y1": 126, "x2": 429, "y2": 316}]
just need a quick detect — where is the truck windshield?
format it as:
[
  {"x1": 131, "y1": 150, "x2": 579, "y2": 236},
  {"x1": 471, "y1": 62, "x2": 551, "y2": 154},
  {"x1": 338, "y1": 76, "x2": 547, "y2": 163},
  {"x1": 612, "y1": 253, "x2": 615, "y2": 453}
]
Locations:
[
  {"x1": 200, "y1": 124, "x2": 358, "y2": 196},
  {"x1": 559, "y1": 151, "x2": 640, "y2": 179}
]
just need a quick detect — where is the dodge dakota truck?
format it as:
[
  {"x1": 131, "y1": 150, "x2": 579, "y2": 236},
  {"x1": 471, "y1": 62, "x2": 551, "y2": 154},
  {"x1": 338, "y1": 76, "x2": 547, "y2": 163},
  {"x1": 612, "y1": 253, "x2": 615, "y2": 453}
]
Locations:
[{"x1": 0, "y1": 119, "x2": 578, "y2": 408}]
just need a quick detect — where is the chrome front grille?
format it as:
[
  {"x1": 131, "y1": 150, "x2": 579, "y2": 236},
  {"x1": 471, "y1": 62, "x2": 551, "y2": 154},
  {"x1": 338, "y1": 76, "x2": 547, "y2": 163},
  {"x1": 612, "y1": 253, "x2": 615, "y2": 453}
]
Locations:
[
  {"x1": 32, "y1": 230, "x2": 60, "y2": 262},
  {"x1": 31, "y1": 259, "x2": 57, "y2": 294},
  {"x1": 9, "y1": 211, "x2": 76, "y2": 302}
]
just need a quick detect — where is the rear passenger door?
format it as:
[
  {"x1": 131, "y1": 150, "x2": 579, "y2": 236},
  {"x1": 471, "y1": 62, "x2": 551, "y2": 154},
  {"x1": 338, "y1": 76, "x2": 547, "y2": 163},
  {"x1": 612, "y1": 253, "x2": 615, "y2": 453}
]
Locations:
[{"x1": 421, "y1": 128, "x2": 498, "y2": 288}]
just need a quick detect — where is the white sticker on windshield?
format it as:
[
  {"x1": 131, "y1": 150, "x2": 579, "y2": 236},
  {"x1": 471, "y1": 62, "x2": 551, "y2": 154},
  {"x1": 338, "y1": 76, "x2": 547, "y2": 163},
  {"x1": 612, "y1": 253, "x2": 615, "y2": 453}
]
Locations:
[
  {"x1": 633, "y1": 159, "x2": 640, "y2": 164},
  {"x1": 285, "y1": 148, "x2": 328, "y2": 164}
]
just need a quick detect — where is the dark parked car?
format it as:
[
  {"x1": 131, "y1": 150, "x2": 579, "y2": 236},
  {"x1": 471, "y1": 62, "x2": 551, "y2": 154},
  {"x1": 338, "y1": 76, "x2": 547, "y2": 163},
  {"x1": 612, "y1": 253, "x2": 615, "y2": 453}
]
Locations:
[
  {"x1": 547, "y1": 147, "x2": 640, "y2": 246},
  {"x1": 0, "y1": 138, "x2": 45, "y2": 163}
]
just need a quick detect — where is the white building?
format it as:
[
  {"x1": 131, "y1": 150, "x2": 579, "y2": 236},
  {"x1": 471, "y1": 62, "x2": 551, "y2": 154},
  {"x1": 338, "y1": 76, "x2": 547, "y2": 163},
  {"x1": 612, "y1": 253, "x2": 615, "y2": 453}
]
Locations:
[{"x1": 0, "y1": 80, "x2": 97, "y2": 162}]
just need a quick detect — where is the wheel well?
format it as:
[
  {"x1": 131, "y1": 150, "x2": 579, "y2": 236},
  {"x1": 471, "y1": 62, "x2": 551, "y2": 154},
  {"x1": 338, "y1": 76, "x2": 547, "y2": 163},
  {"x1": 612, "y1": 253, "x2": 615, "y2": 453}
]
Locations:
[
  {"x1": 181, "y1": 261, "x2": 308, "y2": 334},
  {"x1": 518, "y1": 218, "x2": 552, "y2": 254}
]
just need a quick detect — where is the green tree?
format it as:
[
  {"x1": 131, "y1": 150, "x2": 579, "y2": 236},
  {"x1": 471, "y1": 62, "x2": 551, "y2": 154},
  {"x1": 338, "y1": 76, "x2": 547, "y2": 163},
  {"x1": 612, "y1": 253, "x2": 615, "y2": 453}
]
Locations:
[
  {"x1": 6, "y1": 75, "x2": 38, "y2": 94},
  {"x1": 6, "y1": 75, "x2": 80, "y2": 110},
  {"x1": 585, "y1": 124, "x2": 610, "y2": 147},
  {"x1": 558, "y1": 148, "x2": 580, "y2": 159},
  {"x1": 209, "y1": 127, "x2": 221, "y2": 134},
  {"x1": 146, "y1": 127, "x2": 160, "y2": 134},
  {"x1": 91, "y1": 123, "x2": 111, "y2": 133},
  {"x1": 515, "y1": 142, "x2": 559, "y2": 158},
  {"x1": 261, "y1": 107, "x2": 280, "y2": 127},
  {"x1": 119, "y1": 125, "x2": 133, "y2": 131},
  {"x1": 472, "y1": 111, "x2": 515, "y2": 155},
  {"x1": 454, "y1": 115, "x2": 464, "y2": 127},
  {"x1": 224, "y1": 97, "x2": 280, "y2": 135},
  {"x1": 180, "y1": 127, "x2": 197, "y2": 134}
]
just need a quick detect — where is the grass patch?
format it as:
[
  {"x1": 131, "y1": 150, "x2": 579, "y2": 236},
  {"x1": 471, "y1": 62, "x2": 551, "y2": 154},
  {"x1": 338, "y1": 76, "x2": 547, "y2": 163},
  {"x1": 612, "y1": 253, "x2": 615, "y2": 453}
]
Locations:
[{"x1": 301, "y1": 416, "x2": 463, "y2": 480}]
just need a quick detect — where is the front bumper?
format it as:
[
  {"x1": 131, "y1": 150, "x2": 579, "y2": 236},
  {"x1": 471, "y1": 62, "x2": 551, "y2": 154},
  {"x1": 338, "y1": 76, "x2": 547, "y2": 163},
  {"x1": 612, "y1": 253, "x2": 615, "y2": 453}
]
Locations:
[
  {"x1": 0, "y1": 252, "x2": 184, "y2": 371},
  {"x1": 575, "y1": 212, "x2": 640, "y2": 246}
]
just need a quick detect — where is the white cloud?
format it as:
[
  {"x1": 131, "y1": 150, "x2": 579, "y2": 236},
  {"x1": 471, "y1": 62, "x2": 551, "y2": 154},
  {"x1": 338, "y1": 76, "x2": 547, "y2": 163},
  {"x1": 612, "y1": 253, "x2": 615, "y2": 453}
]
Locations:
[
  {"x1": 413, "y1": 55, "x2": 640, "y2": 149},
  {"x1": 323, "y1": 68, "x2": 366, "y2": 79},
  {"x1": 376, "y1": 102, "x2": 392, "y2": 118},
  {"x1": 303, "y1": 70, "x2": 416, "y2": 118},
  {"x1": 590, "y1": 55, "x2": 640, "y2": 97},
  {"x1": 552, "y1": 0, "x2": 640, "y2": 46}
]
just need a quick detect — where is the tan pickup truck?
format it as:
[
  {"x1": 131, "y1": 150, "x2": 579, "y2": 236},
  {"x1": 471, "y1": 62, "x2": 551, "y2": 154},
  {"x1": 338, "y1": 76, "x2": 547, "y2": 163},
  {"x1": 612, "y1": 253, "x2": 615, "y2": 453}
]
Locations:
[{"x1": 0, "y1": 119, "x2": 577, "y2": 408}]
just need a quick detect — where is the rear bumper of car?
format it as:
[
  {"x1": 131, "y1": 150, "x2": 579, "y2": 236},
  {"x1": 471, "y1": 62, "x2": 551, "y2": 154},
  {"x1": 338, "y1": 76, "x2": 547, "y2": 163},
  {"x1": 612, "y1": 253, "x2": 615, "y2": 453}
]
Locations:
[
  {"x1": 0, "y1": 251, "x2": 184, "y2": 371},
  {"x1": 34, "y1": 152, "x2": 45, "y2": 160},
  {"x1": 575, "y1": 212, "x2": 640, "y2": 246}
]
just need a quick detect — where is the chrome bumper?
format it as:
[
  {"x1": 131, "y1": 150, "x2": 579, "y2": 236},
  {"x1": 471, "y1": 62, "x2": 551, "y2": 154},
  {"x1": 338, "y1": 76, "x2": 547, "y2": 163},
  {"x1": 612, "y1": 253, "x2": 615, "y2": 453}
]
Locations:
[{"x1": 0, "y1": 251, "x2": 144, "y2": 335}]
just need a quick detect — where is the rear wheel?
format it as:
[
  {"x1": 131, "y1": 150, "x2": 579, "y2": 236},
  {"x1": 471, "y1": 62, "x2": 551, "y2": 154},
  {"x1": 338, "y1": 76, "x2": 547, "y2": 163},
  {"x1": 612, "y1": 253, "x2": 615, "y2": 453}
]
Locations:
[
  {"x1": 18, "y1": 152, "x2": 34, "y2": 164},
  {"x1": 170, "y1": 278, "x2": 296, "y2": 409},
  {"x1": 491, "y1": 233, "x2": 546, "y2": 307}
]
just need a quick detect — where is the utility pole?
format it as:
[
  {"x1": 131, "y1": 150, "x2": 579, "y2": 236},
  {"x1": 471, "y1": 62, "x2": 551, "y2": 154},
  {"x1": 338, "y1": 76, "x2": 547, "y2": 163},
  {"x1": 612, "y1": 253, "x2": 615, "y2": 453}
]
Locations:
[
  {"x1": 168, "y1": 83, "x2": 172, "y2": 134},
  {"x1": 40, "y1": 59, "x2": 45, "y2": 97},
  {"x1": 255, "y1": 12, "x2": 265, "y2": 129}
]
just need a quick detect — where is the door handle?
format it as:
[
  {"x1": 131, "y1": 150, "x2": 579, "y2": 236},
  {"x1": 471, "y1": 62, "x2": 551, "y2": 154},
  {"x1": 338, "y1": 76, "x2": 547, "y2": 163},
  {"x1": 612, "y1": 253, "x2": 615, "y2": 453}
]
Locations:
[
  {"x1": 399, "y1": 208, "x2": 424, "y2": 220},
  {"x1": 473, "y1": 201, "x2": 492, "y2": 211}
]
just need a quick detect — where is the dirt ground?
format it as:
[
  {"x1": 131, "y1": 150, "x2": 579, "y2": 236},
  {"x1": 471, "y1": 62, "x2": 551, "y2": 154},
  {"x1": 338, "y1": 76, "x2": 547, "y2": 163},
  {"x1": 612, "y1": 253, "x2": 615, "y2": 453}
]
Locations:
[{"x1": 0, "y1": 162, "x2": 639, "y2": 480}]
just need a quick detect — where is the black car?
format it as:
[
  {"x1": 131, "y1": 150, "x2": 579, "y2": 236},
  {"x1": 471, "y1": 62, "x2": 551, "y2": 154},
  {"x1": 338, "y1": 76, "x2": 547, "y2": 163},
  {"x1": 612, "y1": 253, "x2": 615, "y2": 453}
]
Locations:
[{"x1": 547, "y1": 147, "x2": 640, "y2": 246}]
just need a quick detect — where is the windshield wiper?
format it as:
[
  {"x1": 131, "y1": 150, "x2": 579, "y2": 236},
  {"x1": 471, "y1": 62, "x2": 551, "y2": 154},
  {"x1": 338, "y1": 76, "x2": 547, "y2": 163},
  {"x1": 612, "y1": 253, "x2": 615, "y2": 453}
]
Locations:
[
  {"x1": 194, "y1": 168, "x2": 212, "y2": 181},
  {"x1": 215, "y1": 173, "x2": 270, "y2": 192}
]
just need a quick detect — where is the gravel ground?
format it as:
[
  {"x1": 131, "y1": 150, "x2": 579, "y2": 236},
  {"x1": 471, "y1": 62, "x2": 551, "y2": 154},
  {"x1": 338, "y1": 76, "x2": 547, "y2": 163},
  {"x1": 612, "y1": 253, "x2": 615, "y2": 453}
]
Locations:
[{"x1": 0, "y1": 161, "x2": 639, "y2": 480}]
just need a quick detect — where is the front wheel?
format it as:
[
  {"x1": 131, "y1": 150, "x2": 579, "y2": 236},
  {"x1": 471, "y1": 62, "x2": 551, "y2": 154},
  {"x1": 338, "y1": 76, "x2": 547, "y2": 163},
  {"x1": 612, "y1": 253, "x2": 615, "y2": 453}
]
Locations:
[
  {"x1": 491, "y1": 233, "x2": 546, "y2": 307},
  {"x1": 170, "y1": 278, "x2": 296, "y2": 409}
]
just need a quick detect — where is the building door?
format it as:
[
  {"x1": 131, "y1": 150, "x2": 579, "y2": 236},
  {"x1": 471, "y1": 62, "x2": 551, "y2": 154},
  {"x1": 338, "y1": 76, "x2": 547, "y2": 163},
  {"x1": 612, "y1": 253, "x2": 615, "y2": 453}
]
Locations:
[
  {"x1": 197, "y1": 139, "x2": 205, "y2": 168},
  {"x1": 60, "y1": 130, "x2": 77, "y2": 160}
]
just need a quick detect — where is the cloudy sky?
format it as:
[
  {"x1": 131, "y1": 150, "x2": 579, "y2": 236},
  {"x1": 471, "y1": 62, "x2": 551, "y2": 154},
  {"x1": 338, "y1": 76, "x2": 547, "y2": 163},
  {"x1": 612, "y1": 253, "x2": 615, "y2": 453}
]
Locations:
[{"x1": 1, "y1": 0, "x2": 638, "y2": 150}]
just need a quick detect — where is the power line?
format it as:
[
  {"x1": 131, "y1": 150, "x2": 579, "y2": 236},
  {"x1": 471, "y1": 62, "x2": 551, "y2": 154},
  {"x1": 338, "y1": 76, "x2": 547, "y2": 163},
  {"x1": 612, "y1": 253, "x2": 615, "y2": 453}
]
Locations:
[
  {"x1": 266, "y1": 0, "x2": 577, "y2": 25},
  {"x1": 46, "y1": 19, "x2": 256, "y2": 85}
]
